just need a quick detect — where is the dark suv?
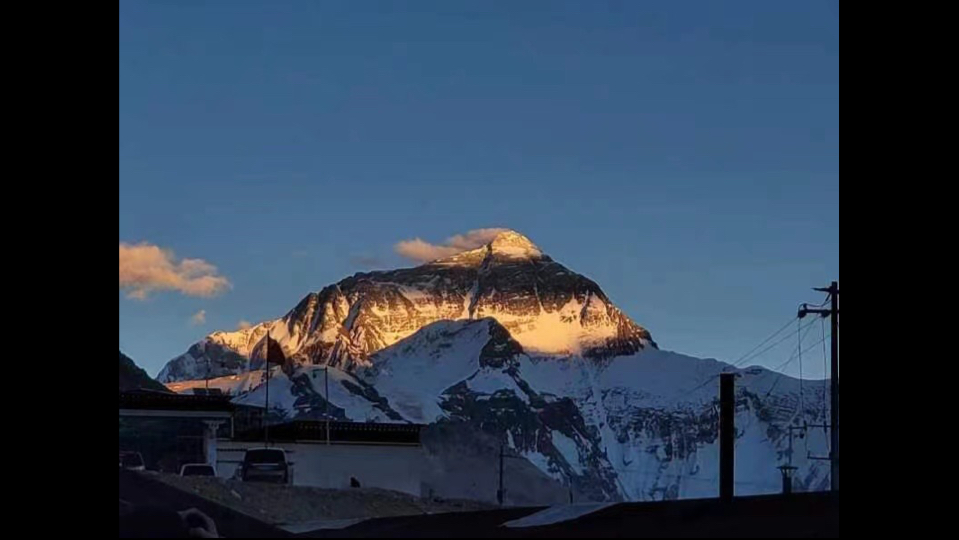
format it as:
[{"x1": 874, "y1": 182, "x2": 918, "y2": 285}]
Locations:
[
  {"x1": 180, "y1": 464, "x2": 217, "y2": 477},
  {"x1": 120, "y1": 452, "x2": 146, "y2": 472},
  {"x1": 239, "y1": 448, "x2": 291, "y2": 484}
]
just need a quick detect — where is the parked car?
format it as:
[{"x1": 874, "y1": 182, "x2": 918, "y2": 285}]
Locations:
[
  {"x1": 239, "y1": 448, "x2": 292, "y2": 484},
  {"x1": 120, "y1": 452, "x2": 146, "y2": 472},
  {"x1": 180, "y1": 464, "x2": 217, "y2": 477}
]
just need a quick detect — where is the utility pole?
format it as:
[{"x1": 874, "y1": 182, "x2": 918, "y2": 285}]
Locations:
[
  {"x1": 325, "y1": 368, "x2": 331, "y2": 446},
  {"x1": 719, "y1": 373, "x2": 736, "y2": 503},
  {"x1": 498, "y1": 444, "x2": 505, "y2": 506},
  {"x1": 799, "y1": 281, "x2": 839, "y2": 492},
  {"x1": 264, "y1": 333, "x2": 273, "y2": 448},
  {"x1": 265, "y1": 360, "x2": 270, "y2": 447}
]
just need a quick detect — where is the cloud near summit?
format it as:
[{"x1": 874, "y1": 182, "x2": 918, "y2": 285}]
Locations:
[{"x1": 394, "y1": 228, "x2": 509, "y2": 263}]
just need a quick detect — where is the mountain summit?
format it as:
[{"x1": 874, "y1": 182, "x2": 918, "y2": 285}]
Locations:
[{"x1": 434, "y1": 230, "x2": 545, "y2": 266}]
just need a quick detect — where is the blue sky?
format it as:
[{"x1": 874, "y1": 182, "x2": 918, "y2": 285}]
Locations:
[{"x1": 120, "y1": 0, "x2": 839, "y2": 378}]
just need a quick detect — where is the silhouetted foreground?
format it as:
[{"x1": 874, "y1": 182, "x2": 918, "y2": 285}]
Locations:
[
  {"x1": 119, "y1": 471, "x2": 290, "y2": 538},
  {"x1": 300, "y1": 493, "x2": 838, "y2": 538},
  {"x1": 121, "y1": 469, "x2": 836, "y2": 538}
]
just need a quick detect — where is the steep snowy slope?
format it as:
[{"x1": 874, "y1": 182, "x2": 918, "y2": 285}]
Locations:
[{"x1": 166, "y1": 319, "x2": 828, "y2": 502}]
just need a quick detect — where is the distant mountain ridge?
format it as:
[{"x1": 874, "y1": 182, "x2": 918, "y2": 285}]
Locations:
[{"x1": 119, "y1": 351, "x2": 168, "y2": 392}]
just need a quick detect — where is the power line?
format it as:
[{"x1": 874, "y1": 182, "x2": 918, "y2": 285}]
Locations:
[
  {"x1": 764, "y1": 327, "x2": 828, "y2": 400},
  {"x1": 772, "y1": 329, "x2": 827, "y2": 375},
  {"x1": 675, "y1": 318, "x2": 820, "y2": 402},
  {"x1": 671, "y1": 298, "x2": 831, "y2": 404},
  {"x1": 728, "y1": 317, "x2": 799, "y2": 369},
  {"x1": 735, "y1": 318, "x2": 820, "y2": 370}
]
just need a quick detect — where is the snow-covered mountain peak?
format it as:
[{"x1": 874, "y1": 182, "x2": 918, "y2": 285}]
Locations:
[
  {"x1": 488, "y1": 230, "x2": 543, "y2": 258},
  {"x1": 434, "y1": 229, "x2": 545, "y2": 266}
]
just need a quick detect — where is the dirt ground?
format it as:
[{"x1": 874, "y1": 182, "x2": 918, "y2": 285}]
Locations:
[{"x1": 155, "y1": 473, "x2": 494, "y2": 525}]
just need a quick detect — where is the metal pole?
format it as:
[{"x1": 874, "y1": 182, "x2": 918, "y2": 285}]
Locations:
[
  {"x1": 325, "y1": 368, "x2": 331, "y2": 446},
  {"x1": 779, "y1": 466, "x2": 796, "y2": 495},
  {"x1": 497, "y1": 444, "x2": 505, "y2": 506},
  {"x1": 265, "y1": 335, "x2": 271, "y2": 447},
  {"x1": 720, "y1": 373, "x2": 736, "y2": 503},
  {"x1": 830, "y1": 282, "x2": 839, "y2": 492},
  {"x1": 265, "y1": 364, "x2": 270, "y2": 446},
  {"x1": 788, "y1": 427, "x2": 794, "y2": 468}
]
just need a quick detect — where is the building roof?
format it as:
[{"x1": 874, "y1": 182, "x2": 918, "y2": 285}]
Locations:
[
  {"x1": 233, "y1": 420, "x2": 423, "y2": 446},
  {"x1": 119, "y1": 390, "x2": 235, "y2": 413},
  {"x1": 119, "y1": 392, "x2": 423, "y2": 445}
]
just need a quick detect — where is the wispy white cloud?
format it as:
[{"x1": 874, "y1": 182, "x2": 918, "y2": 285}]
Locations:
[
  {"x1": 237, "y1": 320, "x2": 253, "y2": 331},
  {"x1": 394, "y1": 228, "x2": 509, "y2": 263},
  {"x1": 119, "y1": 242, "x2": 231, "y2": 300},
  {"x1": 190, "y1": 310, "x2": 207, "y2": 326}
]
